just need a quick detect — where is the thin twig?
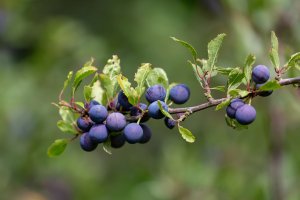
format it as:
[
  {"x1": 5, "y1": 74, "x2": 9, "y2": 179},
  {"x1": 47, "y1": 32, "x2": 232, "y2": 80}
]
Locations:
[{"x1": 169, "y1": 76, "x2": 300, "y2": 114}]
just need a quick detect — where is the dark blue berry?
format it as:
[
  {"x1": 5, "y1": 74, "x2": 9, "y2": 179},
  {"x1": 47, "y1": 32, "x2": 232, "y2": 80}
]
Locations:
[
  {"x1": 235, "y1": 104, "x2": 256, "y2": 125},
  {"x1": 256, "y1": 83, "x2": 273, "y2": 97},
  {"x1": 164, "y1": 117, "x2": 176, "y2": 129},
  {"x1": 123, "y1": 123, "x2": 143, "y2": 144},
  {"x1": 118, "y1": 91, "x2": 132, "y2": 110},
  {"x1": 169, "y1": 84, "x2": 190, "y2": 104},
  {"x1": 139, "y1": 124, "x2": 152, "y2": 144},
  {"x1": 88, "y1": 105, "x2": 108, "y2": 124},
  {"x1": 145, "y1": 84, "x2": 166, "y2": 103},
  {"x1": 88, "y1": 124, "x2": 109, "y2": 143},
  {"x1": 130, "y1": 103, "x2": 149, "y2": 123},
  {"x1": 252, "y1": 65, "x2": 270, "y2": 84},
  {"x1": 226, "y1": 99, "x2": 245, "y2": 119},
  {"x1": 110, "y1": 134, "x2": 126, "y2": 148},
  {"x1": 148, "y1": 100, "x2": 169, "y2": 119},
  {"x1": 106, "y1": 112, "x2": 127, "y2": 132},
  {"x1": 76, "y1": 117, "x2": 93, "y2": 132},
  {"x1": 80, "y1": 132, "x2": 98, "y2": 152},
  {"x1": 85, "y1": 100, "x2": 100, "y2": 110}
]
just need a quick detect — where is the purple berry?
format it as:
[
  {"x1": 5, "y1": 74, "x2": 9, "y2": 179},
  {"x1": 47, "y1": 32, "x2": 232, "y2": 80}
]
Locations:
[
  {"x1": 88, "y1": 105, "x2": 108, "y2": 124},
  {"x1": 252, "y1": 65, "x2": 270, "y2": 84},
  {"x1": 76, "y1": 117, "x2": 93, "y2": 132},
  {"x1": 235, "y1": 104, "x2": 256, "y2": 125},
  {"x1": 118, "y1": 91, "x2": 132, "y2": 110},
  {"x1": 80, "y1": 132, "x2": 98, "y2": 152},
  {"x1": 148, "y1": 100, "x2": 168, "y2": 119},
  {"x1": 106, "y1": 112, "x2": 127, "y2": 132},
  {"x1": 164, "y1": 117, "x2": 176, "y2": 129},
  {"x1": 110, "y1": 134, "x2": 126, "y2": 148},
  {"x1": 139, "y1": 124, "x2": 152, "y2": 144},
  {"x1": 85, "y1": 100, "x2": 100, "y2": 110},
  {"x1": 226, "y1": 99, "x2": 245, "y2": 119},
  {"x1": 88, "y1": 124, "x2": 109, "y2": 143},
  {"x1": 256, "y1": 83, "x2": 273, "y2": 97},
  {"x1": 169, "y1": 84, "x2": 190, "y2": 104},
  {"x1": 145, "y1": 84, "x2": 166, "y2": 103},
  {"x1": 130, "y1": 103, "x2": 149, "y2": 122},
  {"x1": 123, "y1": 123, "x2": 143, "y2": 144}
]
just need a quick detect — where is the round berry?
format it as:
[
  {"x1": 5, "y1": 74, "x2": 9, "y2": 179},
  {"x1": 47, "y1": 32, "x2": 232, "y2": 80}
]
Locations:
[
  {"x1": 139, "y1": 124, "x2": 152, "y2": 144},
  {"x1": 235, "y1": 104, "x2": 256, "y2": 125},
  {"x1": 110, "y1": 134, "x2": 126, "y2": 148},
  {"x1": 130, "y1": 103, "x2": 149, "y2": 123},
  {"x1": 226, "y1": 99, "x2": 245, "y2": 119},
  {"x1": 106, "y1": 112, "x2": 127, "y2": 132},
  {"x1": 80, "y1": 132, "x2": 98, "y2": 152},
  {"x1": 88, "y1": 124, "x2": 109, "y2": 143},
  {"x1": 145, "y1": 84, "x2": 166, "y2": 103},
  {"x1": 76, "y1": 117, "x2": 93, "y2": 132},
  {"x1": 226, "y1": 106, "x2": 236, "y2": 119},
  {"x1": 148, "y1": 100, "x2": 169, "y2": 119},
  {"x1": 85, "y1": 100, "x2": 100, "y2": 110},
  {"x1": 88, "y1": 105, "x2": 108, "y2": 124},
  {"x1": 123, "y1": 123, "x2": 143, "y2": 144},
  {"x1": 252, "y1": 65, "x2": 270, "y2": 84},
  {"x1": 164, "y1": 117, "x2": 176, "y2": 129},
  {"x1": 256, "y1": 83, "x2": 273, "y2": 97},
  {"x1": 118, "y1": 91, "x2": 132, "y2": 110},
  {"x1": 169, "y1": 84, "x2": 190, "y2": 104}
]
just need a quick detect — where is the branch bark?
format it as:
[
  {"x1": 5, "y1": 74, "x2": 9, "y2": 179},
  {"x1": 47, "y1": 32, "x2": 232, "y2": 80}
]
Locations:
[{"x1": 168, "y1": 76, "x2": 300, "y2": 114}]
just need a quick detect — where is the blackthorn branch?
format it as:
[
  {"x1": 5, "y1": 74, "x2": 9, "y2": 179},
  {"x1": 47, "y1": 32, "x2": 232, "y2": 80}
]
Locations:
[
  {"x1": 47, "y1": 32, "x2": 300, "y2": 157},
  {"x1": 169, "y1": 76, "x2": 300, "y2": 114}
]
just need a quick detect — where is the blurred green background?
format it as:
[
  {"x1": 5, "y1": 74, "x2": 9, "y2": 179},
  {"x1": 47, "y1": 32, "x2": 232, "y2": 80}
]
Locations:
[{"x1": 1, "y1": 0, "x2": 300, "y2": 199}]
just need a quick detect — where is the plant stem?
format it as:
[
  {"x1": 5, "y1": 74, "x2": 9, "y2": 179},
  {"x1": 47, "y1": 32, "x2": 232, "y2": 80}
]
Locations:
[
  {"x1": 125, "y1": 76, "x2": 300, "y2": 121},
  {"x1": 169, "y1": 76, "x2": 300, "y2": 114}
]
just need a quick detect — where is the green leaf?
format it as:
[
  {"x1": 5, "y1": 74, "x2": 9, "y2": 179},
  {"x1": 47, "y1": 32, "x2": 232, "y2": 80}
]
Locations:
[
  {"x1": 91, "y1": 80, "x2": 106, "y2": 105},
  {"x1": 59, "y1": 106, "x2": 76, "y2": 123},
  {"x1": 211, "y1": 86, "x2": 226, "y2": 92},
  {"x1": 227, "y1": 68, "x2": 245, "y2": 91},
  {"x1": 117, "y1": 75, "x2": 138, "y2": 105},
  {"x1": 57, "y1": 120, "x2": 77, "y2": 134},
  {"x1": 84, "y1": 86, "x2": 92, "y2": 102},
  {"x1": 72, "y1": 65, "x2": 98, "y2": 95},
  {"x1": 47, "y1": 139, "x2": 68, "y2": 157},
  {"x1": 75, "y1": 102, "x2": 84, "y2": 108},
  {"x1": 269, "y1": 31, "x2": 280, "y2": 70},
  {"x1": 99, "y1": 55, "x2": 122, "y2": 100},
  {"x1": 146, "y1": 68, "x2": 169, "y2": 89},
  {"x1": 215, "y1": 67, "x2": 235, "y2": 75},
  {"x1": 166, "y1": 82, "x2": 178, "y2": 102},
  {"x1": 61, "y1": 71, "x2": 73, "y2": 95},
  {"x1": 286, "y1": 52, "x2": 300, "y2": 70},
  {"x1": 244, "y1": 54, "x2": 256, "y2": 84},
  {"x1": 134, "y1": 63, "x2": 152, "y2": 97},
  {"x1": 84, "y1": 57, "x2": 95, "y2": 67},
  {"x1": 259, "y1": 80, "x2": 281, "y2": 91},
  {"x1": 99, "y1": 74, "x2": 114, "y2": 101},
  {"x1": 157, "y1": 100, "x2": 173, "y2": 119},
  {"x1": 207, "y1": 33, "x2": 226, "y2": 73},
  {"x1": 171, "y1": 37, "x2": 197, "y2": 61},
  {"x1": 188, "y1": 61, "x2": 203, "y2": 88},
  {"x1": 215, "y1": 99, "x2": 230, "y2": 111},
  {"x1": 103, "y1": 55, "x2": 121, "y2": 77},
  {"x1": 225, "y1": 115, "x2": 248, "y2": 130},
  {"x1": 178, "y1": 125, "x2": 195, "y2": 143},
  {"x1": 228, "y1": 89, "x2": 250, "y2": 98}
]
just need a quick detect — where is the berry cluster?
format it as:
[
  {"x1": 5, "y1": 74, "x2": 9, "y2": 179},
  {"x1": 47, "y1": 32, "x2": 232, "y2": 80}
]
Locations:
[
  {"x1": 226, "y1": 65, "x2": 271, "y2": 125},
  {"x1": 77, "y1": 83, "x2": 190, "y2": 152}
]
